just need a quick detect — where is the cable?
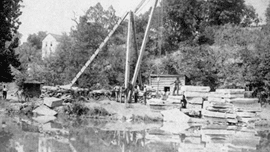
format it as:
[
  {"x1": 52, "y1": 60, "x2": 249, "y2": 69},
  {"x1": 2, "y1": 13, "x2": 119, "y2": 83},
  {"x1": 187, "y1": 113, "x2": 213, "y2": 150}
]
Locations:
[{"x1": 135, "y1": 0, "x2": 152, "y2": 15}]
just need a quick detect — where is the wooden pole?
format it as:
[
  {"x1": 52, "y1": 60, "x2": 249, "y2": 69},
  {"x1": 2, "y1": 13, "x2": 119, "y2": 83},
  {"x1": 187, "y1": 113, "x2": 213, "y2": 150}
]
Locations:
[
  {"x1": 125, "y1": 11, "x2": 132, "y2": 106},
  {"x1": 131, "y1": 0, "x2": 158, "y2": 87},
  {"x1": 67, "y1": 0, "x2": 147, "y2": 88},
  {"x1": 130, "y1": 11, "x2": 143, "y2": 89},
  {"x1": 68, "y1": 12, "x2": 129, "y2": 88}
]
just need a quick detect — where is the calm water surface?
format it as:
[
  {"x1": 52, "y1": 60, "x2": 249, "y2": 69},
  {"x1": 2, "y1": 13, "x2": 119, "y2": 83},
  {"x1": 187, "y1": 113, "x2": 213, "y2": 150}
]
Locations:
[{"x1": 0, "y1": 113, "x2": 270, "y2": 152}]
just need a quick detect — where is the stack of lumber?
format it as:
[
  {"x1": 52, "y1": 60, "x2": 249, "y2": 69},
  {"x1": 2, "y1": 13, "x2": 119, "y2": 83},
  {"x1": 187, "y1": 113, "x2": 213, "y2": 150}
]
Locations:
[
  {"x1": 182, "y1": 86, "x2": 210, "y2": 116},
  {"x1": 229, "y1": 98, "x2": 261, "y2": 123}
]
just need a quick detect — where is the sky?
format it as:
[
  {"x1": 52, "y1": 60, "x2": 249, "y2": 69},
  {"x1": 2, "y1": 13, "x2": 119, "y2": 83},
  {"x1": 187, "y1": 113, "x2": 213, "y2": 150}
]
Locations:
[{"x1": 18, "y1": 0, "x2": 270, "y2": 43}]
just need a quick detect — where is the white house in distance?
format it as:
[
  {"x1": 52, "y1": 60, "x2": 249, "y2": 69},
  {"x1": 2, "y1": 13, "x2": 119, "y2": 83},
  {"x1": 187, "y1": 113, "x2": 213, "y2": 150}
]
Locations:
[{"x1": 42, "y1": 33, "x2": 62, "y2": 59}]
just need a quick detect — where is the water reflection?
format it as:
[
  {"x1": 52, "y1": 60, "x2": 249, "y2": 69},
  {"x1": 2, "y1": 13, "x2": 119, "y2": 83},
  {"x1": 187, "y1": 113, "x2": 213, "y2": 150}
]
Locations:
[{"x1": 0, "y1": 115, "x2": 269, "y2": 152}]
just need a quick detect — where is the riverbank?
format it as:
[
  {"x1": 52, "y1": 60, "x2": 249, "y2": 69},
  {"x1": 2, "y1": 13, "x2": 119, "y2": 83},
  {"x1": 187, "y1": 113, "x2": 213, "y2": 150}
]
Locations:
[
  {"x1": 1, "y1": 96, "x2": 164, "y2": 123},
  {"x1": 1, "y1": 82, "x2": 270, "y2": 126}
]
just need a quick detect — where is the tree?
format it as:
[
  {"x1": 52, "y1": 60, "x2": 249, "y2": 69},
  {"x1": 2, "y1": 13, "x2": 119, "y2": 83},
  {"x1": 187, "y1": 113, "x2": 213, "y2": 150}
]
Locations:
[
  {"x1": 44, "y1": 3, "x2": 124, "y2": 87},
  {"x1": 0, "y1": 0, "x2": 22, "y2": 82},
  {"x1": 27, "y1": 31, "x2": 47, "y2": 50},
  {"x1": 162, "y1": 0, "x2": 259, "y2": 47},
  {"x1": 266, "y1": 2, "x2": 270, "y2": 24}
]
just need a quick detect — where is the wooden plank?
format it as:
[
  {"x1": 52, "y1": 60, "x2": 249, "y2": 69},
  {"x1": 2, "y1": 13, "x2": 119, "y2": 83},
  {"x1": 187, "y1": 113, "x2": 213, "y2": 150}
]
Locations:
[
  {"x1": 130, "y1": 11, "x2": 142, "y2": 88},
  {"x1": 125, "y1": 11, "x2": 132, "y2": 105}
]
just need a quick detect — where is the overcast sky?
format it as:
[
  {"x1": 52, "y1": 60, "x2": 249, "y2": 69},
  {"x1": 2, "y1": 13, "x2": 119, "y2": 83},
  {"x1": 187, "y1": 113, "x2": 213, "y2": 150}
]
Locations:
[{"x1": 18, "y1": 0, "x2": 270, "y2": 43}]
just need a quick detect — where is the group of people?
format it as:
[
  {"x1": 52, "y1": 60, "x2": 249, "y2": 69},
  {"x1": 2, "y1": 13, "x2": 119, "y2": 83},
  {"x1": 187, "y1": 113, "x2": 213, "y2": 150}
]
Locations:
[
  {"x1": 113, "y1": 83, "x2": 148, "y2": 104},
  {"x1": 0, "y1": 83, "x2": 8, "y2": 100},
  {"x1": 112, "y1": 77, "x2": 182, "y2": 104}
]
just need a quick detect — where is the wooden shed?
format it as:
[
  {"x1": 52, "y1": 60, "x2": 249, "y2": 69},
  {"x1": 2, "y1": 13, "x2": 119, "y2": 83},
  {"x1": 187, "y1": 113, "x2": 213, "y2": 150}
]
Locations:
[
  {"x1": 149, "y1": 74, "x2": 186, "y2": 94},
  {"x1": 23, "y1": 80, "x2": 43, "y2": 98}
]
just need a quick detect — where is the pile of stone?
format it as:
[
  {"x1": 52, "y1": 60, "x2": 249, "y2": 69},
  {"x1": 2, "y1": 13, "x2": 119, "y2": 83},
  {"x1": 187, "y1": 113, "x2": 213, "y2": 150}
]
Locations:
[
  {"x1": 230, "y1": 98, "x2": 261, "y2": 123},
  {"x1": 182, "y1": 86, "x2": 211, "y2": 116},
  {"x1": 41, "y1": 85, "x2": 89, "y2": 101},
  {"x1": 32, "y1": 97, "x2": 63, "y2": 124},
  {"x1": 202, "y1": 100, "x2": 237, "y2": 124},
  {"x1": 203, "y1": 89, "x2": 261, "y2": 124},
  {"x1": 200, "y1": 125, "x2": 261, "y2": 151}
]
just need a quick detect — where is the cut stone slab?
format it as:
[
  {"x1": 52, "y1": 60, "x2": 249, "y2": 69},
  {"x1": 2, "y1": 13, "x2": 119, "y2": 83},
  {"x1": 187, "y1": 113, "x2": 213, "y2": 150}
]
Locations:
[
  {"x1": 184, "y1": 91, "x2": 209, "y2": 98},
  {"x1": 215, "y1": 89, "x2": 245, "y2": 94},
  {"x1": 208, "y1": 92, "x2": 244, "y2": 99},
  {"x1": 207, "y1": 97, "x2": 225, "y2": 102},
  {"x1": 166, "y1": 95, "x2": 182, "y2": 103},
  {"x1": 228, "y1": 98, "x2": 259, "y2": 104},
  {"x1": 233, "y1": 102, "x2": 261, "y2": 112},
  {"x1": 160, "y1": 121, "x2": 190, "y2": 134},
  {"x1": 202, "y1": 109, "x2": 236, "y2": 119},
  {"x1": 186, "y1": 103, "x2": 202, "y2": 110},
  {"x1": 33, "y1": 105, "x2": 57, "y2": 116},
  {"x1": 167, "y1": 95, "x2": 183, "y2": 100},
  {"x1": 148, "y1": 98, "x2": 165, "y2": 106},
  {"x1": 32, "y1": 115, "x2": 56, "y2": 124},
  {"x1": 236, "y1": 112, "x2": 257, "y2": 118},
  {"x1": 186, "y1": 97, "x2": 203, "y2": 104},
  {"x1": 44, "y1": 97, "x2": 63, "y2": 108},
  {"x1": 161, "y1": 108, "x2": 190, "y2": 123},
  {"x1": 181, "y1": 86, "x2": 211, "y2": 92}
]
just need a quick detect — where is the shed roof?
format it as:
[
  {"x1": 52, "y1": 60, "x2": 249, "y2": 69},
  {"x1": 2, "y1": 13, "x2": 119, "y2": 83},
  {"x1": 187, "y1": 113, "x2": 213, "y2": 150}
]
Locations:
[
  {"x1": 150, "y1": 74, "x2": 185, "y2": 77},
  {"x1": 24, "y1": 80, "x2": 43, "y2": 84}
]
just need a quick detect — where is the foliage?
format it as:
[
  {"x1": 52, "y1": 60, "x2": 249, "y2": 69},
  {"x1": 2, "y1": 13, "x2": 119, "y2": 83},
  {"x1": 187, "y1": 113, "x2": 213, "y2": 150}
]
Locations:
[
  {"x1": 26, "y1": 31, "x2": 47, "y2": 50},
  {"x1": 0, "y1": 0, "x2": 23, "y2": 82},
  {"x1": 266, "y1": 3, "x2": 270, "y2": 25},
  {"x1": 10, "y1": 64, "x2": 26, "y2": 90},
  {"x1": 0, "y1": 34, "x2": 21, "y2": 82},
  {"x1": 162, "y1": 0, "x2": 259, "y2": 48},
  {"x1": 15, "y1": 2, "x2": 270, "y2": 104},
  {"x1": 0, "y1": 0, "x2": 22, "y2": 45},
  {"x1": 42, "y1": 3, "x2": 124, "y2": 88}
]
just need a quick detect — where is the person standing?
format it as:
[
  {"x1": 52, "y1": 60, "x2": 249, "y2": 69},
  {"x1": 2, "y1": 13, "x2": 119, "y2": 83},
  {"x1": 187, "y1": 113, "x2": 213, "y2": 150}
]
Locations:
[
  {"x1": 134, "y1": 85, "x2": 139, "y2": 103},
  {"x1": 3, "y1": 85, "x2": 7, "y2": 100},
  {"x1": 171, "y1": 77, "x2": 181, "y2": 95},
  {"x1": 113, "y1": 86, "x2": 121, "y2": 102},
  {"x1": 143, "y1": 85, "x2": 147, "y2": 105}
]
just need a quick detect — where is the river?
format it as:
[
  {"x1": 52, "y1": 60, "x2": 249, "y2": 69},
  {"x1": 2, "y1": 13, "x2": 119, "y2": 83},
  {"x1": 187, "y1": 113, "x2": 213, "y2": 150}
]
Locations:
[{"x1": 0, "y1": 112, "x2": 270, "y2": 152}]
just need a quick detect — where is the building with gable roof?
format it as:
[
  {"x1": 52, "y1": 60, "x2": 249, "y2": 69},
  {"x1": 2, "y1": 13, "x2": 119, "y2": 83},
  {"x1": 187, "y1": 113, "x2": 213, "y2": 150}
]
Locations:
[{"x1": 42, "y1": 33, "x2": 62, "y2": 59}]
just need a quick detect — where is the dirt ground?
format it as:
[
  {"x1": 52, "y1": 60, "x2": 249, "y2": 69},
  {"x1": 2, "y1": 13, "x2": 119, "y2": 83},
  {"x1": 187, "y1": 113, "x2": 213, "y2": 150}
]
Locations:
[{"x1": 84, "y1": 100, "x2": 163, "y2": 121}]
